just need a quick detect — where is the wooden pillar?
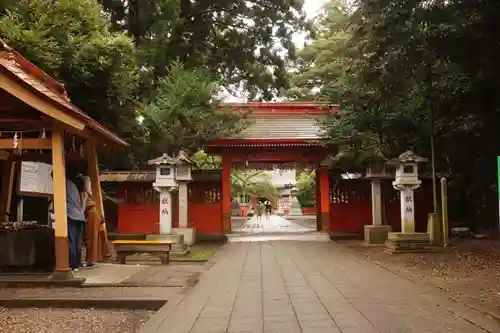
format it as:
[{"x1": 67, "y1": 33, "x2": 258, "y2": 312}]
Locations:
[
  {"x1": 85, "y1": 141, "x2": 104, "y2": 219},
  {"x1": 0, "y1": 157, "x2": 15, "y2": 221},
  {"x1": 51, "y1": 128, "x2": 72, "y2": 279},
  {"x1": 85, "y1": 141, "x2": 109, "y2": 256},
  {"x1": 221, "y1": 156, "x2": 231, "y2": 233},
  {"x1": 315, "y1": 170, "x2": 321, "y2": 231},
  {"x1": 318, "y1": 167, "x2": 330, "y2": 232}
]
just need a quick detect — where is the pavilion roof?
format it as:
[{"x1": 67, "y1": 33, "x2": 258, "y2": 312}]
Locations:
[{"x1": 0, "y1": 39, "x2": 127, "y2": 147}]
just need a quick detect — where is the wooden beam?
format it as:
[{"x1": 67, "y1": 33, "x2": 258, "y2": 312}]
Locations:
[
  {"x1": 0, "y1": 157, "x2": 15, "y2": 221},
  {"x1": 51, "y1": 127, "x2": 71, "y2": 276},
  {"x1": 85, "y1": 141, "x2": 104, "y2": 219},
  {"x1": 0, "y1": 72, "x2": 86, "y2": 131},
  {"x1": 0, "y1": 118, "x2": 43, "y2": 123},
  {"x1": 0, "y1": 138, "x2": 51, "y2": 150},
  {"x1": 85, "y1": 140, "x2": 109, "y2": 257}
]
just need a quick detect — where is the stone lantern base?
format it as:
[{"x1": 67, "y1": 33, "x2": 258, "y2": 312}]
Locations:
[
  {"x1": 385, "y1": 232, "x2": 438, "y2": 253},
  {"x1": 364, "y1": 225, "x2": 391, "y2": 245},
  {"x1": 146, "y1": 234, "x2": 188, "y2": 255},
  {"x1": 172, "y1": 227, "x2": 196, "y2": 246}
]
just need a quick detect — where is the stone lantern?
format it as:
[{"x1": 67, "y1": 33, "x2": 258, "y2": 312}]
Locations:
[
  {"x1": 173, "y1": 150, "x2": 196, "y2": 246},
  {"x1": 385, "y1": 151, "x2": 432, "y2": 253},
  {"x1": 148, "y1": 153, "x2": 179, "y2": 234},
  {"x1": 387, "y1": 151, "x2": 427, "y2": 233},
  {"x1": 364, "y1": 152, "x2": 392, "y2": 245}
]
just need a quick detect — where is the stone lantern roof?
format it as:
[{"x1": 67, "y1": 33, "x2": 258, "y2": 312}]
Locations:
[
  {"x1": 175, "y1": 150, "x2": 194, "y2": 165},
  {"x1": 387, "y1": 151, "x2": 428, "y2": 165},
  {"x1": 148, "y1": 153, "x2": 179, "y2": 166}
]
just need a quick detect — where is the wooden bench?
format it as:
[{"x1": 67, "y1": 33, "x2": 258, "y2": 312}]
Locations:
[{"x1": 111, "y1": 240, "x2": 176, "y2": 265}]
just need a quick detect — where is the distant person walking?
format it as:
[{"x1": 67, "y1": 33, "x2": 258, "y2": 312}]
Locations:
[
  {"x1": 265, "y1": 200, "x2": 272, "y2": 218},
  {"x1": 256, "y1": 201, "x2": 264, "y2": 219}
]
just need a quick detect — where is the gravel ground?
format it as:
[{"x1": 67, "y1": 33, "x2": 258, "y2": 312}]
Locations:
[
  {"x1": 340, "y1": 238, "x2": 500, "y2": 317},
  {"x1": 0, "y1": 308, "x2": 154, "y2": 333}
]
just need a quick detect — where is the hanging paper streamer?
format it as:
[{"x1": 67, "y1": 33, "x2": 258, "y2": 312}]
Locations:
[
  {"x1": 13, "y1": 132, "x2": 18, "y2": 149},
  {"x1": 79, "y1": 144, "x2": 84, "y2": 158},
  {"x1": 40, "y1": 128, "x2": 46, "y2": 139},
  {"x1": 72, "y1": 136, "x2": 76, "y2": 152}
]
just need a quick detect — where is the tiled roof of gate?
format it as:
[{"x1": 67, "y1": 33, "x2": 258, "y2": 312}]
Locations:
[{"x1": 236, "y1": 114, "x2": 325, "y2": 139}]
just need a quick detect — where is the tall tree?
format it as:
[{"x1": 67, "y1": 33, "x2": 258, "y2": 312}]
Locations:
[
  {"x1": 0, "y1": 0, "x2": 142, "y2": 169},
  {"x1": 292, "y1": 0, "x2": 500, "y2": 229},
  {"x1": 140, "y1": 62, "x2": 247, "y2": 158},
  {"x1": 100, "y1": 0, "x2": 310, "y2": 100}
]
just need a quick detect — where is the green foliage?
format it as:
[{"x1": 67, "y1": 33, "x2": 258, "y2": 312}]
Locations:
[
  {"x1": 296, "y1": 170, "x2": 316, "y2": 208},
  {"x1": 140, "y1": 62, "x2": 247, "y2": 158},
  {"x1": 248, "y1": 180, "x2": 279, "y2": 201},
  {"x1": 1, "y1": 0, "x2": 310, "y2": 170},
  {"x1": 190, "y1": 153, "x2": 278, "y2": 201},
  {"x1": 289, "y1": 1, "x2": 350, "y2": 101},
  {"x1": 100, "y1": 0, "x2": 311, "y2": 100},
  {"x1": 0, "y1": 0, "x2": 142, "y2": 169},
  {"x1": 231, "y1": 170, "x2": 269, "y2": 198},
  {"x1": 191, "y1": 150, "x2": 222, "y2": 170},
  {"x1": 291, "y1": 0, "x2": 500, "y2": 228}
]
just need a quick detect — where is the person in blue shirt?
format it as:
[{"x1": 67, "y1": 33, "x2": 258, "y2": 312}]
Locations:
[
  {"x1": 51, "y1": 167, "x2": 86, "y2": 271},
  {"x1": 66, "y1": 168, "x2": 86, "y2": 271}
]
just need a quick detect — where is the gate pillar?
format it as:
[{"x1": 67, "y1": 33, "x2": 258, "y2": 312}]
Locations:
[
  {"x1": 317, "y1": 167, "x2": 330, "y2": 231},
  {"x1": 221, "y1": 156, "x2": 232, "y2": 233}
]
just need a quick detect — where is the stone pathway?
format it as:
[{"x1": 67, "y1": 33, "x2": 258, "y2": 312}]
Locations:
[
  {"x1": 141, "y1": 241, "x2": 500, "y2": 333},
  {"x1": 233, "y1": 215, "x2": 315, "y2": 234}
]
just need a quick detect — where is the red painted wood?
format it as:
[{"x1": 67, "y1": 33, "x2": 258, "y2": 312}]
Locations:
[
  {"x1": 301, "y1": 207, "x2": 317, "y2": 215},
  {"x1": 329, "y1": 179, "x2": 434, "y2": 233},
  {"x1": 221, "y1": 157, "x2": 231, "y2": 224},
  {"x1": 117, "y1": 202, "x2": 222, "y2": 234},
  {"x1": 207, "y1": 138, "x2": 324, "y2": 145},
  {"x1": 116, "y1": 180, "x2": 223, "y2": 235},
  {"x1": 319, "y1": 168, "x2": 330, "y2": 213},
  {"x1": 190, "y1": 203, "x2": 222, "y2": 233},
  {"x1": 117, "y1": 204, "x2": 159, "y2": 234},
  {"x1": 223, "y1": 101, "x2": 338, "y2": 115},
  {"x1": 330, "y1": 203, "x2": 372, "y2": 233}
]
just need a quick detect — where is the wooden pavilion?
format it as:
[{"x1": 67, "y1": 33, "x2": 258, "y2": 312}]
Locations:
[{"x1": 0, "y1": 39, "x2": 127, "y2": 279}]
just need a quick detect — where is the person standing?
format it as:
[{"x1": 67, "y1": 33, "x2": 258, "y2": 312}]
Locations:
[
  {"x1": 65, "y1": 169, "x2": 86, "y2": 271},
  {"x1": 265, "y1": 200, "x2": 272, "y2": 218},
  {"x1": 80, "y1": 175, "x2": 103, "y2": 266},
  {"x1": 256, "y1": 201, "x2": 264, "y2": 219}
]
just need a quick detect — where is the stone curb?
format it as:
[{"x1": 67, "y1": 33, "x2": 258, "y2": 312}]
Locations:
[
  {"x1": 80, "y1": 283, "x2": 185, "y2": 288},
  {"x1": 0, "y1": 277, "x2": 85, "y2": 288},
  {"x1": 0, "y1": 298, "x2": 166, "y2": 310}
]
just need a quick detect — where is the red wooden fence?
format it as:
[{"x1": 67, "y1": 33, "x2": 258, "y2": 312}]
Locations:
[
  {"x1": 114, "y1": 175, "x2": 434, "y2": 235},
  {"x1": 116, "y1": 180, "x2": 222, "y2": 235},
  {"x1": 329, "y1": 179, "x2": 435, "y2": 233}
]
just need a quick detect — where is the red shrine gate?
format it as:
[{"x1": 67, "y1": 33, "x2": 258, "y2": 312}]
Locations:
[
  {"x1": 204, "y1": 102, "x2": 335, "y2": 232},
  {"x1": 104, "y1": 101, "x2": 434, "y2": 237}
]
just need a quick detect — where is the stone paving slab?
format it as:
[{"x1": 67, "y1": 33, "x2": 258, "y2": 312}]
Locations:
[
  {"x1": 141, "y1": 241, "x2": 500, "y2": 333},
  {"x1": 74, "y1": 263, "x2": 146, "y2": 285},
  {"x1": 71, "y1": 262, "x2": 205, "y2": 287}
]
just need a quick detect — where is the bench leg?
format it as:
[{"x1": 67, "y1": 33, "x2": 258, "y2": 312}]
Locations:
[
  {"x1": 116, "y1": 252, "x2": 130, "y2": 264},
  {"x1": 159, "y1": 252, "x2": 170, "y2": 265}
]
